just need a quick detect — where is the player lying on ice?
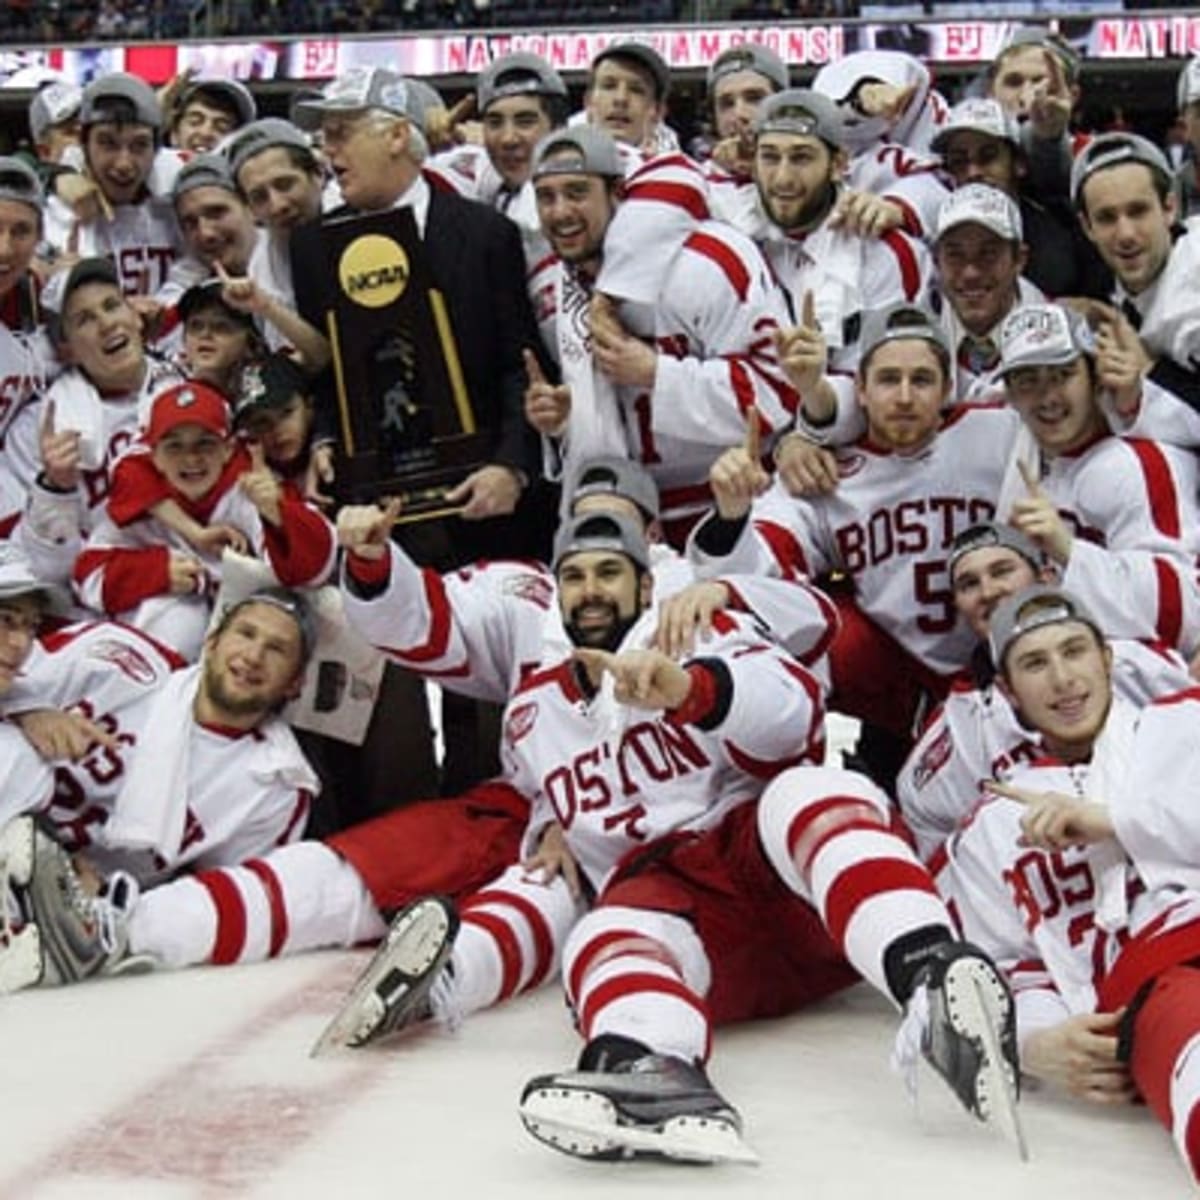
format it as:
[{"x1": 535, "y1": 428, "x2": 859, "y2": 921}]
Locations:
[
  {"x1": 934, "y1": 583, "x2": 1200, "y2": 1185},
  {"x1": 0, "y1": 506, "x2": 1020, "y2": 1166}
]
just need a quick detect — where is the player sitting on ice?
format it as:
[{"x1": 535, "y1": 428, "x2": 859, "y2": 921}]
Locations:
[
  {"x1": 935, "y1": 584, "x2": 1200, "y2": 1185},
  {"x1": 73, "y1": 380, "x2": 336, "y2": 659}
]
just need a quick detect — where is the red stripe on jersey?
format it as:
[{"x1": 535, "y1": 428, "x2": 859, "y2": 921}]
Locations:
[
  {"x1": 785, "y1": 796, "x2": 875, "y2": 869},
  {"x1": 466, "y1": 888, "x2": 555, "y2": 991},
  {"x1": 197, "y1": 869, "x2": 247, "y2": 965},
  {"x1": 882, "y1": 193, "x2": 922, "y2": 238},
  {"x1": 244, "y1": 858, "x2": 289, "y2": 958},
  {"x1": 684, "y1": 230, "x2": 750, "y2": 302},
  {"x1": 275, "y1": 790, "x2": 310, "y2": 847},
  {"x1": 823, "y1": 859, "x2": 941, "y2": 947},
  {"x1": 753, "y1": 518, "x2": 809, "y2": 581},
  {"x1": 624, "y1": 179, "x2": 709, "y2": 220},
  {"x1": 579, "y1": 970, "x2": 709, "y2": 1047},
  {"x1": 527, "y1": 252, "x2": 557, "y2": 280},
  {"x1": 741, "y1": 354, "x2": 800, "y2": 416},
  {"x1": 723, "y1": 741, "x2": 808, "y2": 779},
  {"x1": 1152, "y1": 686, "x2": 1200, "y2": 708},
  {"x1": 880, "y1": 230, "x2": 922, "y2": 301},
  {"x1": 1153, "y1": 557, "x2": 1184, "y2": 648},
  {"x1": 0, "y1": 511, "x2": 18, "y2": 538},
  {"x1": 1128, "y1": 439, "x2": 1183, "y2": 537},
  {"x1": 391, "y1": 569, "x2": 453, "y2": 663},
  {"x1": 727, "y1": 359, "x2": 761, "y2": 422}
]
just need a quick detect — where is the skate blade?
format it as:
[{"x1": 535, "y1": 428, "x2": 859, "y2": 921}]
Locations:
[
  {"x1": 0, "y1": 817, "x2": 35, "y2": 889},
  {"x1": 520, "y1": 1087, "x2": 760, "y2": 1166},
  {"x1": 310, "y1": 901, "x2": 451, "y2": 1058},
  {"x1": 969, "y1": 974, "x2": 1029, "y2": 1162},
  {"x1": 0, "y1": 925, "x2": 43, "y2": 994}
]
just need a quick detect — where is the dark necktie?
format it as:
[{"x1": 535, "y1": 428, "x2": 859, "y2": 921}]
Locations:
[
  {"x1": 958, "y1": 335, "x2": 1000, "y2": 376},
  {"x1": 1121, "y1": 297, "x2": 1143, "y2": 331}
]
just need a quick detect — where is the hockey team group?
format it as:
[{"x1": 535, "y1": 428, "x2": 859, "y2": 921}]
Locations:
[{"x1": 2, "y1": 18, "x2": 1200, "y2": 1179}]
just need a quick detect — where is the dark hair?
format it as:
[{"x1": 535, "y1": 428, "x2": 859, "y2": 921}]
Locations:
[{"x1": 177, "y1": 85, "x2": 242, "y2": 126}]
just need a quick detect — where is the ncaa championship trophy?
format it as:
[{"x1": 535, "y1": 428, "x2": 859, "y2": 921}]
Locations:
[{"x1": 321, "y1": 207, "x2": 489, "y2": 521}]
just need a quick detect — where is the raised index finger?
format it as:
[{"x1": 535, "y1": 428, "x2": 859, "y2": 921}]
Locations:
[
  {"x1": 1018, "y1": 457, "x2": 1042, "y2": 495},
  {"x1": 40, "y1": 397, "x2": 56, "y2": 437},
  {"x1": 744, "y1": 406, "x2": 762, "y2": 463},
  {"x1": 523, "y1": 347, "x2": 546, "y2": 387},
  {"x1": 801, "y1": 289, "x2": 818, "y2": 330},
  {"x1": 982, "y1": 779, "x2": 1035, "y2": 804}
]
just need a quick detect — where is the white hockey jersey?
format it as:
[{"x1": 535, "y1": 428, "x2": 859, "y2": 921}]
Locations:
[
  {"x1": 898, "y1": 639, "x2": 1193, "y2": 862},
  {"x1": 1, "y1": 619, "x2": 315, "y2": 886}
]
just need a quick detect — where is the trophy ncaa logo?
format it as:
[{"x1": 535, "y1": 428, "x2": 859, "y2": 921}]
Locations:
[{"x1": 339, "y1": 234, "x2": 410, "y2": 308}]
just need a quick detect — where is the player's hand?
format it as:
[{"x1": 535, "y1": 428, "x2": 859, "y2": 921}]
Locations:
[
  {"x1": 523, "y1": 348, "x2": 571, "y2": 436},
  {"x1": 188, "y1": 522, "x2": 250, "y2": 557},
  {"x1": 12, "y1": 708, "x2": 120, "y2": 762},
  {"x1": 853, "y1": 80, "x2": 917, "y2": 125},
  {"x1": 39, "y1": 398, "x2": 82, "y2": 491},
  {"x1": 775, "y1": 291, "x2": 827, "y2": 400},
  {"x1": 830, "y1": 189, "x2": 904, "y2": 239},
  {"x1": 305, "y1": 442, "x2": 336, "y2": 510},
  {"x1": 574, "y1": 646, "x2": 693, "y2": 710},
  {"x1": 54, "y1": 171, "x2": 107, "y2": 225},
  {"x1": 1094, "y1": 314, "x2": 1152, "y2": 420},
  {"x1": 156, "y1": 66, "x2": 195, "y2": 124},
  {"x1": 168, "y1": 551, "x2": 208, "y2": 595},
  {"x1": 774, "y1": 431, "x2": 839, "y2": 497},
  {"x1": 444, "y1": 464, "x2": 523, "y2": 520},
  {"x1": 709, "y1": 409, "x2": 770, "y2": 521},
  {"x1": 590, "y1": 294, "x2": 657, "y2": 389},
  {"x1": 423, "y1": 94, "x2": 476, "y2": 151},
  {"x1": 709, "y1": 134, "x2": 755, "y2": 178},
  {"x1": 337, "y1": 497, "x2": 402, "y2": 561},
  {"x1": 1008, "y1": 459, "x2": 1072, "y2": 564},
  {"x1": 1022, "y1": 1012, "x2": 1134, "y2": 1104},
  {"x1": 653, "y1": 580, "x2": 732, "y2": 659},
  {"x1": 984, "y1": 780, "x2": 1115, "y2": 849},
  {"x1": 213, "y1": 259, "x2": 269, "y2": 316},
  {"x1": 1025, "y1": 53, "x2": 1072, "y2": 140},
  {"x1": 126, "y1": 294, "x2": 166, "y2": 342},
  {"x1": 239, "y1": 442, "x2": 284, "y2": 527},
  {"x1": 521, "y1": 821, "x2": 583, "y2": 900}
]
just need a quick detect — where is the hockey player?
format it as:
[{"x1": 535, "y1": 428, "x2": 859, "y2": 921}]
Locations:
[
  {"x1": 524, "y1": 125, "x2": 797, "y2": 543},
  {"x1": 168, "y1": 76, "x2": 256, "y2": 156},
  {"x1": 897, "y1": 521, "x2": 1191, "y2": 860},
  {"x1": 934, "y1": 584, "x2": 1200, "y2": 1183}
]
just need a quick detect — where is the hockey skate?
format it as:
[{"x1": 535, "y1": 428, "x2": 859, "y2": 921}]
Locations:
[
  {"x1": 0, "y1": 816, "x2": 146, "y2": 993},
  {"x1": 311, "y1": 895, "x2": 459, "y2": 1056},
  {"x1": 894, "y1": 941, "x2": 1027, "y2": 1159},
  {"x1": 519, "y1": 1051, "x2": 759, "y2": 1165}
]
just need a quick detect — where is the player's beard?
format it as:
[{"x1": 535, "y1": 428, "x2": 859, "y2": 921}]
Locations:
[
  {"x1": 760, "y1": 178, "x2": 837, "y2": 234},
  {"x1": 564, "y1": 600, "x2": 640, "y2": 653},
  {"x1": 200, "y1": 656, "x2": 283, "y2": 720}
]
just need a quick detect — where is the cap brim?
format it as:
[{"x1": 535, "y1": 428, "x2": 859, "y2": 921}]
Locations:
[{"x1": 0, "y1": 581, "x2": 71, "y2": 616}]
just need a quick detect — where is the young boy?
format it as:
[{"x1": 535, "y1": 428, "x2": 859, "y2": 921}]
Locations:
[
  {"x1": 177, "y1": 279, "x2": 262, "y2": 394},
  {"x1": 73, "y1": 380, "x2": 336, "y2": 659},
  {"x1": 232, "y1": 352, "x2": 317, "y2": 487}
]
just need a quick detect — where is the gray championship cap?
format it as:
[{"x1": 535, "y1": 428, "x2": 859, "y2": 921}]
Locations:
[
  {"x1": 858, "y1": 302, "x2": 951, "y2": 371},
  {"x1": 0, "y1": 156, "x2": 44, "y2": 214},
  {"x1": 0, "y1": 543, "x2": 70, "y2": 616},
  {"x1": 989, "y1": 583, "x2": 1102, "y2": 670},
  {"x1": 569, "y1": 456, "x2": 660, "y2": 522},
  {"x1": 708, "y1": 44, "x2": 789, "y2": 94},
  {"x1": 999, "y1": 303, "x2": 1093, "y2": 376},
  {"x1": 995, "y1": 27, "x2": 1081, "y2": 86},
  {"x1": 930, "y1": 97, "x2": 1020, "y2": 155},
  {"x1": 935, "y1": 182, "x2": 1023, "y2": 243},
  {"x1": 948, "y1": 521, "x2": 1045, "y2": 582},
  {"x1": 172, "y1": 152, "x2": 239, "y2": 203},
  {"x1": 225, "y1": 117, "x2": 315, "y2": 179},
  {"x1": 224, "y1": 585, "x2": 317, "y2": 661},
  {"x1": 477, "y1": 53, "x2": 566, "y2": 113},
  {"x1": 178, "y1": 76, "x2": 257, "y2": 127},
  {"x1": 552, "y1": 510, "x2": 651, "y2": 573},
  {"x1": 532, "y1": 126, "x2": 622, "y2": 179},
  {"x1": 29, "y1": 80, "x2": 82, "y2": 143},
  {"x1": 752, "y1": 88, "x2": 844, "y2": 147},
  {"x1": 80, "y1": 72, "x2": 161, "y2": 130},
  {"x1": 41, "y1": 256, "x2": 122, "y2": 339},
  {"x1": 1179, "y1": 57, "x2": 1200, "y2": 110},
  {"x1": 591, "y1": 41, "x2": 671, "y2": 101},
  {"x1": 1069, "y1": 131, "x2": 1173, "y2": 209},
  {"x1": 293, "y1": 66, "x2": 422, "y2": 131}
]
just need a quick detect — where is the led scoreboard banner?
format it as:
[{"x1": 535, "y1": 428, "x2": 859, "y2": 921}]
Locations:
[{"x1": 3, "y1": 11, "x2": 1200, "y2": 87}]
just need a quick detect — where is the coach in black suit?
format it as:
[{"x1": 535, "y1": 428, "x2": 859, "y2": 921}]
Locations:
[
  {"x1": 290, "y1": 65, "x2": 550, "y2": 567},
  {"x1": 289, "y1": 67, "x2": 552, "y2": 811}
]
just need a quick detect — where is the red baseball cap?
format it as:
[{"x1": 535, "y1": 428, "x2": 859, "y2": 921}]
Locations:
[{"x1": 146, "y1": 382, "x2": 231, "y2": 446}]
